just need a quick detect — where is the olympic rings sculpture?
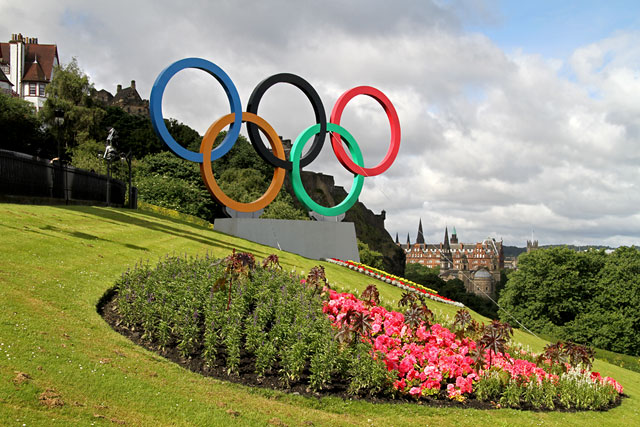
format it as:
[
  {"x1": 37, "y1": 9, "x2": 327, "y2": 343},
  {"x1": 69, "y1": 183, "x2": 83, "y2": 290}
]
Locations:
[{"x1": 149, "y1": 57, "x2": 401, "y2": 217}]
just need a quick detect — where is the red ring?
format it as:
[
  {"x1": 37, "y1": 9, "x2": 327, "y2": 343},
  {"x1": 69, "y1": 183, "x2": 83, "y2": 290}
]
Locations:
[{"x1": 330, "y1": 86, "x2": 401, "y2": 177}]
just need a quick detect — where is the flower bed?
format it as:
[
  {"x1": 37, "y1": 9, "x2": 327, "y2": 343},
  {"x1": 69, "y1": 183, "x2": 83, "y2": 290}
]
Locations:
[
  {"x1": 109, "y1": 250, "x2": 623, "y2": 411},
  {"x1": 324, "y1": 289, "x2": 623, "y2": 409},
  {"x1": 326, "y1": 258, "x2": 464, "y2": 308}
]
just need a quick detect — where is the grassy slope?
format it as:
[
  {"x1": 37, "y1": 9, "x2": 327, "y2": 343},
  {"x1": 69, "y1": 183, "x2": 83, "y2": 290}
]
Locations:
[{"x1": 0, "y1": 204, "x2": 637, "y2": 426}]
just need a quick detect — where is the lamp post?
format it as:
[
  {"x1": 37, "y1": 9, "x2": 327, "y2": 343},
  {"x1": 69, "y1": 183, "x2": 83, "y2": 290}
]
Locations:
[
  {"x1": 103, "y1": 128, "x2": 118, "y2": 207},
  {"x1": 53, "y1": 109, "x2": 67, "y2": 203}
]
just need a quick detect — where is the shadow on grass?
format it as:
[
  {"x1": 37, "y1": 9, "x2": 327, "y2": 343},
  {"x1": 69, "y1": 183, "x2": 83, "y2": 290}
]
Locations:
[
  {"x1": 0, "y1": 221, "x2": 151, "y2": 252},
  {"x1": 52, "y1": 205, "x2": 263, "y2": 256}
]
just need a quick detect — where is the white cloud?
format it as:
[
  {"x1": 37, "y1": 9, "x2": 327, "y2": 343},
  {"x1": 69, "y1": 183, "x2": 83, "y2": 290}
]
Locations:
[{"x1": 2, "y1": 1, "x2": 639, "y2": 247}]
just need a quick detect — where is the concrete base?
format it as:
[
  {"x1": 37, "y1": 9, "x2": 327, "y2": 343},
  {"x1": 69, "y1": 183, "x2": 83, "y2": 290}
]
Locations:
[{"x1": 214, "y1": 218, "x2": 360, "y2": 262}]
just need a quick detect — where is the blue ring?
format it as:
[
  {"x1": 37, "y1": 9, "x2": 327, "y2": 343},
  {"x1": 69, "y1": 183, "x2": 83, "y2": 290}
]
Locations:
[{"x1": 149, "y1": 58, "x2": 242, "y2": 163}]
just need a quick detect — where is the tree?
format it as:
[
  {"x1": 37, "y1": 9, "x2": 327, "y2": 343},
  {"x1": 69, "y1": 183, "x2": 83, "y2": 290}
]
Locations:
[
  {"x1": 134, "y1": 151, "x2": 221, "y2": 222},
  {"x1": 207, "y1": 132, "x2": 273, "y2": 181},
  {"x1": 498, "y1": 247, "x2": 605, "y2": 334},
  {"x1": 40, "y1": 58, "x2": 105, "y2": 160},
  {"x1": 217, "y1": 167, "x2": 269, "y2": 203},
  {"x1": 101, "y1": 107, "x2": 164, "y2": 158},
  {"x1": 0, "y1": 92, "x2": 51, "y2": 156},
  {"x1": 405, "y1": 263, "x2": 442, "y2": 289},
  {"x1": 563, "y1": 247, "x2": 640, "y2": 355},
  {"x1": 357, "y1": 240, "x2": 384, "y2": 269},
  {"x1": 262, "y1": 191, "x2": 308, "y2": 220}
]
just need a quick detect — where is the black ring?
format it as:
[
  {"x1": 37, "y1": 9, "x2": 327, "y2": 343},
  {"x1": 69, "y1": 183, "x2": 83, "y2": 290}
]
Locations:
[{"x1": 246, "y1": 73, "x2": 326, "y2": 170}]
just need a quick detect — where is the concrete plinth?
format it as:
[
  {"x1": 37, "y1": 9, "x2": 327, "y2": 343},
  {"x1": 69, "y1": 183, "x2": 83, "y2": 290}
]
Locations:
[{"x1": 214, "y1": 218, "x2": 360, "y2": 262}]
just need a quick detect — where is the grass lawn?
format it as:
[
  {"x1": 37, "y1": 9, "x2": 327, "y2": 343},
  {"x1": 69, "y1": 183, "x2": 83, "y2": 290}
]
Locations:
[{"x1": 1, "y1": 203, "x2": 638, "y2": 426}]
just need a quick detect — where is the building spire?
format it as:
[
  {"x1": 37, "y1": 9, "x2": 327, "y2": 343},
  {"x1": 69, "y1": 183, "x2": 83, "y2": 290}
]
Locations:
[
  {"x1": 406, "y1": 233, "x2": 411, "y2": 248},
  {"x1": 440, "y1": 226, "x2": 452, "y2": 270},
  {"x1": 443, "y1": 226, "x2": 450, "y2": 249},
  {"x1": 395, "y1": 232, "x2": 399, "y2": 244},
  {"x1": 416, "y1": 218, "x2": 425, "y2": 244}
]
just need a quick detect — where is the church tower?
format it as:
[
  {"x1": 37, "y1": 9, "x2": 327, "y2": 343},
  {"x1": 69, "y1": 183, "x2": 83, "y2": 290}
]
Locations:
[
  {"x1": 450, "y1": 226, "x2": 458, "y2": 244},
  {"x1": 416, "y1": 219, "x2": 425, "y2": 245},
  {"x1": 440, "y1": 227, "x2": 453, "y2": 270}
]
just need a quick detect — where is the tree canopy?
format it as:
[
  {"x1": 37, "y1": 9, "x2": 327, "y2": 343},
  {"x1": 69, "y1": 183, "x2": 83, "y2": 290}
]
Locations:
[
  {"x1": 0, "y1": 92, "x2": 51, "y2": 156},
  {"x1": 499, "y1": 247, "x2": 640, "y2": 355}
]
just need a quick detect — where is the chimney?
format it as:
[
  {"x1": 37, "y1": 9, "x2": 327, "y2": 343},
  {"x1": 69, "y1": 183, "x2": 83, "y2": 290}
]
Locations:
[
  {"x1": 117, "y1": 84, "x2": 122, "y2": 93},
  {"x1": 130, "y1": 80, "x2": 136, "y2": 90}
]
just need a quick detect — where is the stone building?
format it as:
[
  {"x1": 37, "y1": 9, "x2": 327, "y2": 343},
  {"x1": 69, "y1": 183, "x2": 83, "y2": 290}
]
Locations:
[
  {"x1": 397, "y1": 220, "x2": 503, "y2": 299},
  {"x1": 92, "y1": 80, "x2": 149, "y2": 116},
  {"x1": 0, "y1": 33, "x2": 59, "y2": 110}
]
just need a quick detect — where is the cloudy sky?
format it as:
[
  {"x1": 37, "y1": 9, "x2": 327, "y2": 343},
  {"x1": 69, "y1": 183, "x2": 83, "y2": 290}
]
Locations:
[{"x1": 3, "y1": 0, "x2": 640, "y2": 247}]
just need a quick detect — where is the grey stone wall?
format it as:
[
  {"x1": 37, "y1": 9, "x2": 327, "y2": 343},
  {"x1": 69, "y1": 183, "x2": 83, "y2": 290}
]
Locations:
[{"x1": 214, "y1": 218, "x2": 360, "y2": 262}]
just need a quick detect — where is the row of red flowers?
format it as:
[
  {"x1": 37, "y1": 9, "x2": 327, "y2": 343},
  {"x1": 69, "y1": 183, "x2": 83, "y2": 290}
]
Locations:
[
  {"x1": 326, "y1": 258, "x2": 464, "y2": 308},
  {"x1": 323, "y1": 289, "x2": 624, "y2": 400}
]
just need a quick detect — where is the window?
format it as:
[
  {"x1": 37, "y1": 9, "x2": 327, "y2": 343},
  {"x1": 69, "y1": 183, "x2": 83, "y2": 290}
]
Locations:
[
  {"x1": 39, "y1": 83, "x2": 46, "y2": 97},
  {"x1": 29, "y1": 83, "x2": 36, "y2": 96}
]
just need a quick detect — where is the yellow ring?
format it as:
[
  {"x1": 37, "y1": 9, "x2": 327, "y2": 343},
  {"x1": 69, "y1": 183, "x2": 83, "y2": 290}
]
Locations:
[{"x1": 199, "y1": 112, "x2": 286, "y2": 213}]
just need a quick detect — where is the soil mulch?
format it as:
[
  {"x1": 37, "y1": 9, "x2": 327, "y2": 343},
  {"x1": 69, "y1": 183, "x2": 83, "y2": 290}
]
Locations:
[{"x1": 98, "y1": 290, "x2": 623, "y2": 411}]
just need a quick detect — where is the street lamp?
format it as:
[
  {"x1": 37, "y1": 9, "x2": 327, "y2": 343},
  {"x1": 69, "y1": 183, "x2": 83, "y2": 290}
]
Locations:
[
  {"x1": 52, "y1": 109, "x2": 68, "y2": 203},
  {"x1": 103, "y1": 128, "x2": 118, "y2": 206}
]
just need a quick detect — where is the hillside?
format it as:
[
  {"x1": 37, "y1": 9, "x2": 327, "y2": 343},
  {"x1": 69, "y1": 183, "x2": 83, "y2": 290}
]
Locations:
[{"x1": 0, "y1": 203, "x2": 638, "y2": 426}]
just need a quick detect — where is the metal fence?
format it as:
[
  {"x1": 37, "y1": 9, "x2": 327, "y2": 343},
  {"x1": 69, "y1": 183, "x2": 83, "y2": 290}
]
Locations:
[{"x1": 0, "y1": 149, "x2": 127, "y2": 206}]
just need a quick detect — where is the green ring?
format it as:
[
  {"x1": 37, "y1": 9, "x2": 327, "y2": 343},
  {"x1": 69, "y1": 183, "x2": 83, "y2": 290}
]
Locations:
[{"x1": 291, "y1": 123, "x2": 365, "y2": 216}]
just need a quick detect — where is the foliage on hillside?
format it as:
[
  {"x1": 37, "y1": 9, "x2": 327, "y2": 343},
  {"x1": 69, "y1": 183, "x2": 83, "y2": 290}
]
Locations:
[
  {"x1": 357, "y1": 240, "x2": 384, "y2": 269},
  {"x1": 499, "y1": 246, "x2": 640, "y2": 356}
]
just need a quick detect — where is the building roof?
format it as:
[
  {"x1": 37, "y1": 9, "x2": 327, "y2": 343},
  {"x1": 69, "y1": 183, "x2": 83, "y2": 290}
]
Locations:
[
  {"x1": 112, "y1": 82, "x2": 144, "y2": 105},
  {"x1": 443, "y1": 226, "x2": 450, "y2": 250},
  {"x1": 474, "y1": 269, "x2": 492, "y2": 279},
  {"x1": 0, "y1": 37, "x2": 59, "y2": 83},
  {"x1": 22, "y1": 60, "x2": 47, "y2": 82},
  {"x1": 416, "y1": 219, "x2": 425, "y2": 244}
]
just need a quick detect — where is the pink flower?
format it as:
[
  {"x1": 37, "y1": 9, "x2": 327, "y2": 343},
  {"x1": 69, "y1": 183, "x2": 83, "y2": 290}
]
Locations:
[
  {"x1": 409, "y1": 386, "x2": 422, "y2": 395},
  {"x1": 321, "y1": 287, "x2": 624, "y2": 401},
  {"x1": 398, "y1": 354, "x2": 417, "y2": 376}
]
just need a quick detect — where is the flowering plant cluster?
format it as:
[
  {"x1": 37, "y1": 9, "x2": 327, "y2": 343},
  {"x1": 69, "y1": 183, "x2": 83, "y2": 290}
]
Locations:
[
  {"x1": 323, "y1": 289, "x2": 624, "y2": 408},
  {"x1": 324, "y1": 288, "x2": 477, "y2": 399},
  {"x1": 326, "y1": 258, "x2": 464, "y2": 308},
  {"x1": 114, "y1": 250, "x2": 623, "y2": 411}
]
